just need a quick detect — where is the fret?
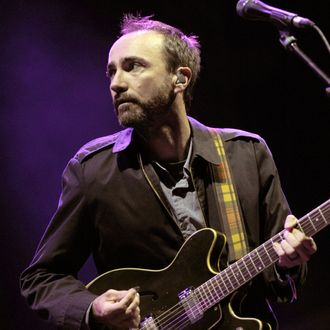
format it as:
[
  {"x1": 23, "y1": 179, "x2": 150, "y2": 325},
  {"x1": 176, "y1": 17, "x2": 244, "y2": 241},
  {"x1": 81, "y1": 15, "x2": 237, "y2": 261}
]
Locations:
[
  {"x1": 251, "y1": 250, "x2": 264, "y2": 273},
  {"x1": 308, "y1": 214, "x2": 317, "y2": 232},
  {"x1": 199, "y1": 282, "x2": 212, "y2": 310},
  {"x1": 318, "y1": 207, "x2": 328, "y2": 225},
  {"x1": 315, "y1": 214, "x2": 324, "y2": 229},
  {"x1": 203, "y1": 284, "x2": 215, "y2": 308},
  {"x1": 218, "y1": 278, "x2": 229, "y2": 297},
  {"x1": 262, "y1": 243, "x2": 273, "y2": 264},
  {"x1": 218, "y1": 272, "x2": 230, "y2": 294},
  {"x1": 296, "y1": 220, "x2": 305, "y2": 234},
  {"x1": 198, "y1": 283, "x2": 208, "y2": 307},
  {"x1": 259, "y1": 247, "x2": 273, "y2": 268},
  {"x1": 308, "y1": 214, "x2": 322, "y2": 233},
  {"x1": 215, "y1": 277, "x2": 229, "y2": 298},
  {"x1": 209, "y1": 278, "x2": 221, "y2": 302},
  {"x1": 228, "y1": 265, "x2": 240, "y2": 287},
  {"x1": 233, "y1": 260, "x2": 247, "y2": 282},
  {"x1": 266, "y1": 240, "x2": 278, "y2": 262},
  {"x1": 241, "y1": 256, "x2": 253, "y2": 279},
  {"x1": 197, "y1": 286, "x2": 216, "y2": 314},
  {"x1": 214, "y1": 279, "x2": 224, "y2": 300},
  {"x1": 255, "y1": 249, "x2": 266, "y2": 268},
  {"x1": 223, "y1": 268, "x2": 234, "y2": 291},
  {"x1": 204, "y1": 285, "x2": 212, "y2": 306},
  {"x1": 248, "y1": 252, "x2": 259, "y2": 275},
  {"x1": 194, "y1": 287, "x2": 205, "y2": 311},
  {"x1": 278, "y1": 231, "x2": 284, "y2": 242},
  {"x1": 303, "y1": 218, "x2": 314, "y2": 234}
]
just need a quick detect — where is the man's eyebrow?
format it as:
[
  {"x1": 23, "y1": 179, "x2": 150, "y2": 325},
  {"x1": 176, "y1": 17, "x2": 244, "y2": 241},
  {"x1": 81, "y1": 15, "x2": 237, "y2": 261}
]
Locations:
[
  {"x1": 122, "y1": 56, "x2": 147, "y2": 64},
  {"x1": 107, "y1": 56, "x2": 147, "y2": 70}
]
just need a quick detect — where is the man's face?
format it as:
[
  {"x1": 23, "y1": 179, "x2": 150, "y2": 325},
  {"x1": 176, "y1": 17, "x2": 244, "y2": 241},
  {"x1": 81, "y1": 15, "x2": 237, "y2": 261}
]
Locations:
[{"x1": 107, "y1": 31, "x2": 175, "y2": 129}]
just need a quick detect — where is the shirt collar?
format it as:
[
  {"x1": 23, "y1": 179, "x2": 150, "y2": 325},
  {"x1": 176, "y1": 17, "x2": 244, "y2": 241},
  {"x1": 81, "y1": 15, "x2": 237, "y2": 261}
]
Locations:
[{"x1": 152, "y1": 139, "x2": 192, "y2": 179}]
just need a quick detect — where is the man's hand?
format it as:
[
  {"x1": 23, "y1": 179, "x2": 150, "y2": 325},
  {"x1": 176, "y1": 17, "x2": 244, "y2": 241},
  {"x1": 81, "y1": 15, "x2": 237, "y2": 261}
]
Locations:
[
  {"x1": 273, "y1": 215, "x2": 317, "y2": 268},
  {"x1": 92, "y1": 288, "x2": 140, "y2": 329}
]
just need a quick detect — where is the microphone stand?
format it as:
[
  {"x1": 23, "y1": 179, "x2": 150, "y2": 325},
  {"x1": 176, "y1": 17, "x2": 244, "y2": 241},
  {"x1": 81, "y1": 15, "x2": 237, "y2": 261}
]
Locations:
[{"x1": 278, "y1": 29, "x2": 330, "y2": 98}]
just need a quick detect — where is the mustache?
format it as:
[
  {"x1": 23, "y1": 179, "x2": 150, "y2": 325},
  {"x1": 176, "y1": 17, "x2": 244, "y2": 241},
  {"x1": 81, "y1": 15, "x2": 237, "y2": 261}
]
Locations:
[{"x1": 114, "y1": 95, "x2": 140, "y2": 109}]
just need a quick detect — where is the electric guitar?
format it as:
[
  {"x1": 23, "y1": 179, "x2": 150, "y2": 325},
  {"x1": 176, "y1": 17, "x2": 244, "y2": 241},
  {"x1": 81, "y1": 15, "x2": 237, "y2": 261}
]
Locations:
[{"x1": 87, "y1": 199, "x2": 330, "y2": 329}]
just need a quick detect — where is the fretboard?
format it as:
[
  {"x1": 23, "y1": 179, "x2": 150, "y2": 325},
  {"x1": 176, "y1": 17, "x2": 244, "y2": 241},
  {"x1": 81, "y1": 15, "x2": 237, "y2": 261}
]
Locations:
[{"x1": 195, "y1": 198, "x2": 330, "y2": 311}]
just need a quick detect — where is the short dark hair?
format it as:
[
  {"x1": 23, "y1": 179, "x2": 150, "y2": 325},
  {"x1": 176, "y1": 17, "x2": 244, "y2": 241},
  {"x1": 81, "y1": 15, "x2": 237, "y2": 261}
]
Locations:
[{"x1": 119, "y1": 14, "x2": 201, "y2": 110}]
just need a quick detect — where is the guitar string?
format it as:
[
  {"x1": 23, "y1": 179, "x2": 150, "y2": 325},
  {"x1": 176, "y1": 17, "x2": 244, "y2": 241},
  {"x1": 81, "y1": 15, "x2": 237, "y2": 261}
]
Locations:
[
  {"x1": 140, "y1": 203, "x2": 330, "y2": 329},
  {"x1": 146, "y1": 222, "x2": 329, "y2": 328},
  {"x1": 143, "y1": 207, "x2": 330, "y2": 330},
  {"x1": 140, "y1": 202, "x2": 330, "y2": 329},
  {"x1": 139, "y1": 243, "x2": 272, "y2": 329}
]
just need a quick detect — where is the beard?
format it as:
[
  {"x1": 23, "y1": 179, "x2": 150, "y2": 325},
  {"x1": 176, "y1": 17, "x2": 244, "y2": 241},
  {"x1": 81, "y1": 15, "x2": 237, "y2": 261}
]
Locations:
[{"x1": 114, "y1": 82, "x2": 175, "y2": 131}]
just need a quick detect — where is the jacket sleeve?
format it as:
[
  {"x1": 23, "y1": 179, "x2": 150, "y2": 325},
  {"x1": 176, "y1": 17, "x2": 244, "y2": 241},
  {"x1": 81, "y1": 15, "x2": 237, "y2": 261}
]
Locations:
[
  {"x1": 255, "y1": 137, "x2": 307, "y2": 303},
  {"x1": 20, "y1": 157, "x2": 98, "y2": 329}
]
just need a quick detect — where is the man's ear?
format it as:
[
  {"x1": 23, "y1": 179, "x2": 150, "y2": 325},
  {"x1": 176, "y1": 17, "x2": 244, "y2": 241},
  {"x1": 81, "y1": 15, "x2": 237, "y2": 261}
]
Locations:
[
  {"x1": 176, "y1": 72, "x2": 186, "y2": 84},
  {"x1": 173, "y1": 67, "x2": 192, "y2": 91}
]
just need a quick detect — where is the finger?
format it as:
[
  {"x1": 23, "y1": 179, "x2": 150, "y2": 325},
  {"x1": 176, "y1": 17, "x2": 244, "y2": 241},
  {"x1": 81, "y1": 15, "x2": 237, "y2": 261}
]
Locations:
[
  {"x1": 283, "y1": 238, "x2": 312, "y2": 263},
  {"x1": 302, "y1": 237, "x2": 317, "y2": 253},
  {"x1": 101, "y1": 290, "x2": 136, "y2": 318},
  {"x1": 128, "y1": 306, "x2": 141, "y2": 326},
  {"x1": 298, "y1": 239, "x2": 317, "y2": 260},
  {"x1": 273, "y1": 242, "x2": 296, "y2": 267},
  {"x1": 283, "y1": 230, "x2": 317, "y2": 260},
  {"x1": 126, "y1": 292, "x2": 140, "y2": 315},
  {"x1": 284, "y1": 215, "x2": 298, "y2": 230},
  {"x1": 117, "y1": 307, "x2": 141, "y2": 328},
  {"x1": 283, "y1": 228, "x2": 304, "y2": 247},
  {"x1": 273, "y1": 241, "x2": 295, "y2": 259},
  {"x1": 277, "y1": 239, "x2": 301, "y2": 266},
  {"x1": 273, "y1": 242, "x2": 284, "y2": 257},
  {"x1": 118, "y1": 289, "x2": 138, "y2": 312},
  {"x1": 280, "y1": 239, "x2": 297, "y2": 257},
  {"x1": 104, "y1": 289, "x2": 127, "y2": 302},
  {"x1": 277, "y1": 253, "x2": 300, "y2": 268}
]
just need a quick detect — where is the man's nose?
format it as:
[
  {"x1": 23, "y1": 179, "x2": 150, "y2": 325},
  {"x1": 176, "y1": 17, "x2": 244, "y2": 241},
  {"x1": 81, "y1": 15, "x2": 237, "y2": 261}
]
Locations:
[{"x1": 110, "y1": 71, "x2": 128, "y2": 94}]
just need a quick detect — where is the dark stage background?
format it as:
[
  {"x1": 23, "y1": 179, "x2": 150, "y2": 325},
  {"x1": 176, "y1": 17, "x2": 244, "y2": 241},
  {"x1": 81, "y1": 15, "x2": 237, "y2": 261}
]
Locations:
[{"x1": 1, "y1": 1, "x2": 329, "y2": 329}]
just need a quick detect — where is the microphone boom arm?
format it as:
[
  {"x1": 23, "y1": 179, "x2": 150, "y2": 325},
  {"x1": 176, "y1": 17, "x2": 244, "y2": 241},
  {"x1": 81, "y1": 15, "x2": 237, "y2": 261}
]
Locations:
[{"x1": 278, "y1": 29, "x2": 330, "y2": 97}]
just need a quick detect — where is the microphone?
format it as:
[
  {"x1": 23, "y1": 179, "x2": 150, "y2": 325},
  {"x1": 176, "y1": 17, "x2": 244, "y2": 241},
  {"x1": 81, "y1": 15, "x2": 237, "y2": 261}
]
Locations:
[{"x1": 236, "y1": 0, "x2": 315, "y2": 29}]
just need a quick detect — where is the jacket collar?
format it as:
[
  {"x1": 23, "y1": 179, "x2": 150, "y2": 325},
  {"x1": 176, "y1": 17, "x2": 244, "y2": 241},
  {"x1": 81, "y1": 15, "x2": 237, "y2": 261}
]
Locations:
[
  {"x1": 112, "y1": 127, "x2": 134, "y2": 153},
  {"x1": 112, "y1": 116, "x2": 221, "y2": 165},
  {"x1": 188, "y1": 116, "x2": 221, "y2": 165}
]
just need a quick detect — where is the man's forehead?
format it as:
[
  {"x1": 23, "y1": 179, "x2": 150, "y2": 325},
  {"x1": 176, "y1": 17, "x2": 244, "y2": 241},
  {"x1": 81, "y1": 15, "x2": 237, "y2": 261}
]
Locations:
[{"x1": 108, "y1": 30, "x2": 164, "y2": 63}]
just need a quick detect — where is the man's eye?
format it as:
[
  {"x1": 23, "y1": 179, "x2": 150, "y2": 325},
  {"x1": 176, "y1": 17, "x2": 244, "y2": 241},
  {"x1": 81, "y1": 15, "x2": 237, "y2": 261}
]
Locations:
[
  {"x1": 106, "y1": 69, "x2": 115, "y2": 79},
  {"x1": 128, "y1": 62, "x2": 142, "y2": 71}
]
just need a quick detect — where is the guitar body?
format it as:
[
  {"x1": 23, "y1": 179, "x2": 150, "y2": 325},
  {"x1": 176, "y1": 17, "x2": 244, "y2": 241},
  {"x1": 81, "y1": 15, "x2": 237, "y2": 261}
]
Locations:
[{"x1": 87, "y1": 228, "x2": 269, "y2": 329}]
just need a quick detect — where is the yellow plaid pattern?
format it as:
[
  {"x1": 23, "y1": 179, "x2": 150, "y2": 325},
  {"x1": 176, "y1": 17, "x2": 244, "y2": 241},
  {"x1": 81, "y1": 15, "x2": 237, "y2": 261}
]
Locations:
[{"x1": 209, "y1": 128, "x2": 248, "y2": 261}]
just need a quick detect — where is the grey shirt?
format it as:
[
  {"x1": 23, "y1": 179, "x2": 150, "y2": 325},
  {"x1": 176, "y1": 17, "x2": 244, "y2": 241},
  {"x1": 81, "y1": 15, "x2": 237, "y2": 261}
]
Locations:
[{"x1": 152, "y1": 140, "x2": 206, "y2": 239}]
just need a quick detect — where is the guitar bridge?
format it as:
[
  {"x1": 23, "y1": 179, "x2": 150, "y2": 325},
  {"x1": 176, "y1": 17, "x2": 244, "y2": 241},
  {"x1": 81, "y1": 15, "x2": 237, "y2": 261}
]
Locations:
[
  {"x1": 140, "y1": 315, "x2": 159, "y2": 329},
  {"x1": 178, "y1": 287, "x2": 204, "y2": 324}
]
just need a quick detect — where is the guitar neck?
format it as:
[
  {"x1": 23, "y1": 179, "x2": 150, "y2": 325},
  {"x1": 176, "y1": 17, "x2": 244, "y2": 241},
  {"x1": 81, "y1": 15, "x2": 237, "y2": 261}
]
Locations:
[{"x1": 195, "y1": 199, "x2": 330, "y2": 311}]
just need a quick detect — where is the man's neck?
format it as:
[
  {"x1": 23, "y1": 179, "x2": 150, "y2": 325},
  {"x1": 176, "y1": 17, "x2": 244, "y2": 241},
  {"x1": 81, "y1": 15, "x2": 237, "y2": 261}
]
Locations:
[{"x1": 137, "y1": 113, "x2": 191, "y2": 163}]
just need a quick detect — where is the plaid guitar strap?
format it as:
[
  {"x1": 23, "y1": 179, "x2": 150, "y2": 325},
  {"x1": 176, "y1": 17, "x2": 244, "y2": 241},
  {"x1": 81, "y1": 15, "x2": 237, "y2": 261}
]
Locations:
[{"x1": 208, "y1": 128, "x2": 249, "y2": 262}]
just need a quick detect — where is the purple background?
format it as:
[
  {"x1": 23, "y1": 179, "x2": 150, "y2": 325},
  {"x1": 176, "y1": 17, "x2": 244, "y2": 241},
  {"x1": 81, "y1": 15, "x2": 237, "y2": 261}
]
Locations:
[{"x1": 1, "y1": 1, "x2": 329, "y2": 329}]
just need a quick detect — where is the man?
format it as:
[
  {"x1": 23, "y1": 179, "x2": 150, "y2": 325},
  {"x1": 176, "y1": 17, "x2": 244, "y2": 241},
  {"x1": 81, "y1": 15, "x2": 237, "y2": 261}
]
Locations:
[{"x1": 20, "y1": 15, "x2": 317, "y2": 329}]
